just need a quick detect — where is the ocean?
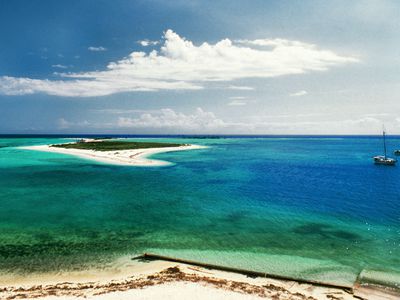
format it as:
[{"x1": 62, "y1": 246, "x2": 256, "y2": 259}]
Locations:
[{"x1": 0, "y1": 136, "x2": 399, "y2": 287}]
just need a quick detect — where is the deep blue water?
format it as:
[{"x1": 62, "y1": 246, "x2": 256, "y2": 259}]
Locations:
[{"x1": 0, "y1": 136, "x2": 399, "y2": 287}]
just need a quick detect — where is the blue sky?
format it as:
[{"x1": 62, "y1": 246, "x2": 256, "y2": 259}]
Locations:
[{"x1": 1, "y1": 0, "x2": 399, "y2": 134}]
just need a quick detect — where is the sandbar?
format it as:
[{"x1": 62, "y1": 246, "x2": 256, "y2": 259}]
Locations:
[{"x1": 20, "y1": 143, "x2": 206, "y2": 166}]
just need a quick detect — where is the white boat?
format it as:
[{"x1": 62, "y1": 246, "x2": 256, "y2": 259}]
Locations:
[
  {"x1": 374, "y1": 155, "x2": 397, "y2": 165},
  {"x1": 373, "y1": 130, "x2": 397, "y2": 165},
  {"x1": 394, "y1": 149, "x2": 400, "y2": 156}
]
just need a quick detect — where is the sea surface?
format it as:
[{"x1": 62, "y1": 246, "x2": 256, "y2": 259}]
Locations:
[{"x1": 0, "y1": 136, "x2": 399, "y2": 287}]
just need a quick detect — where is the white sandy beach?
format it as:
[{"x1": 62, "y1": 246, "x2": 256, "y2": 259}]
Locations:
[
  {"x1": 20, "y1": 143, "x2": 206, "y2": 166},
  {"x1": 0, "y1": 258, "x2": 363, "y2": 300}
]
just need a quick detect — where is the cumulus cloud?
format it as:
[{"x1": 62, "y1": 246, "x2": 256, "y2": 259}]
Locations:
[
  {"x1": 88, "y1": 46, "x2": 107, "y2": 52},
  {"x1": 55, "y1": 108, "x2": 392, "y2": 133},
  {"x1": 289, "y1": 90, "x2": 308, "y2": 97},
  {"x1": 0, "y1": 30, "x2": 358, "y2": 97},
  {"x1": 118, "y1": 107, "x2": 226, "y2": 130},
  {"x1": 114, "y1": 110, "x2": 385, "y2": 134}
]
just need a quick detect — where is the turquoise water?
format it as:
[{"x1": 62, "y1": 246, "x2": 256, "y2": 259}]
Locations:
[{"x1": 0, "y1": 136, "x2": 399, "y2": 287}]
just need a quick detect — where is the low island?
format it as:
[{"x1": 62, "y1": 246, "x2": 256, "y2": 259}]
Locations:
[{"x1": 22, "y1": 139, "x2": 205, "y2": 166}]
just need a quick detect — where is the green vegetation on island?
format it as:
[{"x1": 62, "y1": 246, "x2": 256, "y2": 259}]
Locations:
[{"x1": 51, "y1": 140, "x2": 186, "y2": 151}]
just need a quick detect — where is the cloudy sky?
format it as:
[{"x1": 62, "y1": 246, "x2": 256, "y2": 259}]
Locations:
[{"x1": 1, "y1": 0, "x2": 400, "y2": 134}]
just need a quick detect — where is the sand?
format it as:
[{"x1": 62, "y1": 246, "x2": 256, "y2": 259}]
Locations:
[
  {"x1": 0, "y1": 259, "x2": 361, "y2": 300},
  {"x1": 20, "y1": 143, "x2": 206, "y2": 166}
]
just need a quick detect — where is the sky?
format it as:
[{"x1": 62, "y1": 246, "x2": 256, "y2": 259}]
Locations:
[{"x1": 1, "y1": 0, "x2": 400, "y2": 134}]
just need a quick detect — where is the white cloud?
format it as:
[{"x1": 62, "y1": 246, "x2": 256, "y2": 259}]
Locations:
[
  {"x1": 0, "y1": 75, "x2": 200, "y2": 97},
  {"x1": 226, "y1": 85, "x2": 255, "y2": 91},
  {"x1": 56, "y1": 109, "x2": 393, "y2": 134},
  {"x1": 0, "y1": 30, "x2": 358, "y2": 97},
  {"x1": 115, "y1": 111, "x2": 384, "y2": 134},
  {"x1": 237, "y1": 38, "x2": 314, "y2": 48},
  {"x1": 228, "y1": 100, "x2": 247, "y2": 106},
  {"x1": 289, "y1": 90, "x2": 308, "y2": 97},
  {"x1": 138, "y1": 39, "x2": 159, "y2": 47},
  {"x1": 52, "y1": 64, "x2": 68, "y2": 69},
  {"x1": 118, "y1": 107, "x2": 226, "y2": 130},
  {"x1": 88, "y1": 46, "x2": 107, "y2": 52}
]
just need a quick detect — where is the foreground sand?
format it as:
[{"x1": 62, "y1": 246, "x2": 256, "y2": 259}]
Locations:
[
  {"x1": 21, "y1": 143, "x2": 206, "y2": 166},
  {"x1": 1, "y1": 259, "x2": 361, "y2": 300}
]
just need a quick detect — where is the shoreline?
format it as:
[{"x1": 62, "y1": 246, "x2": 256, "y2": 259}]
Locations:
[
  {"x1": 1, "y1": 254, "x2": 398, "y2": 299},
  {"x1": 0, "y1": 258, "x2": 361, "y2": 300},
  {"x1": 20, "y1": 143, "x2": 206, "y2": 166}
]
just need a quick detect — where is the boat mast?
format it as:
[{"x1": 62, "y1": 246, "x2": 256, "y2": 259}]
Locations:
[{"x1": 383, "y1": 129, "x2": 387, "y2": 159}]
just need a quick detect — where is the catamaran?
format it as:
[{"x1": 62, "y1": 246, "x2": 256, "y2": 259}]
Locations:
[{"x1": 373, "y1": 130, "x2": 397, "y2": 165}]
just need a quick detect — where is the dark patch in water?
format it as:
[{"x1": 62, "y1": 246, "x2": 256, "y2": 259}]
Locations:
[
  {"x1": 293, "y1": 223, "x2": 330, "y2": 236},
  {"x1": 0, "y1": 230, "x2": 146, "y2": 262},
  {"x1": 0, "y1": 242, "x2": 78, "y2": 258},
  {"x1": 293, "y1": 223, "x2": 361, "y2": 241},
  {"x1": 127, "y1": 232, "x2": 146, "y2": 238},
  {"x1": 225, "y1": 211, "x2": 247, "y2": 223},
  {"x1": 330, "y1": 230, "x2": 359, "y2": 240},
  {"x1": 84, "y1": 230, "x2": 101, "y2": 239},
  {"x1": 34, "y1": 232, "x2": 55, "y2": 242}
]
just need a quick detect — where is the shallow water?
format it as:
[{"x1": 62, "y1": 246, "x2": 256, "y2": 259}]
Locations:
[{"x1": 0, "y1": 136, "x2": 399, "y2": 286}]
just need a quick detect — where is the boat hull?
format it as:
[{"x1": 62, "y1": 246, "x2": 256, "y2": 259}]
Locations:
[{"x1": 373, "y1": 156, "x2": 397, "y2": 165}]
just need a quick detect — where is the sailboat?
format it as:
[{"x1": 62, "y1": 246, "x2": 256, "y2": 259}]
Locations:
[{"x1": 373, "y1": 129, "x2": 397, "y2": 165}]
